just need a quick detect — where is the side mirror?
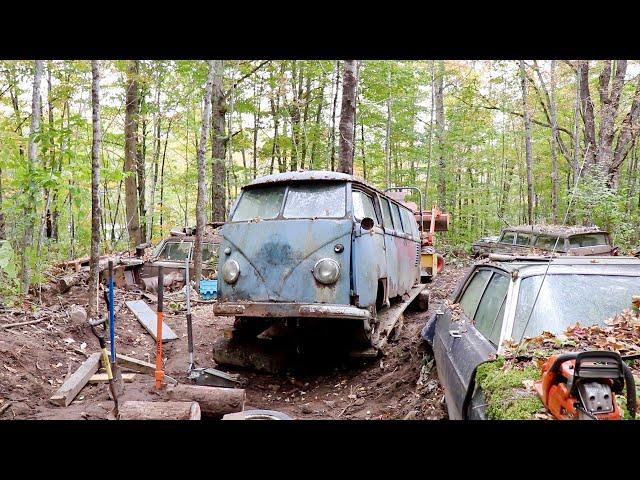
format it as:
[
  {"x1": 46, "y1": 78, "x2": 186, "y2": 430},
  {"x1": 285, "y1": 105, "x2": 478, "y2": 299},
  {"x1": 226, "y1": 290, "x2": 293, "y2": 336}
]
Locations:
[{"x1": 361, "y1": 217, "x2": 374, "y2": 231}]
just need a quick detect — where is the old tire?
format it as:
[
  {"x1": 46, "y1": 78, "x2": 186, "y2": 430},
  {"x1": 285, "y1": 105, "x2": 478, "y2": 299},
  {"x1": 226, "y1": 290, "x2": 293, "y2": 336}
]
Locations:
[{"x1": 223, "y1": 409, "x2": 293, "y2": 420}]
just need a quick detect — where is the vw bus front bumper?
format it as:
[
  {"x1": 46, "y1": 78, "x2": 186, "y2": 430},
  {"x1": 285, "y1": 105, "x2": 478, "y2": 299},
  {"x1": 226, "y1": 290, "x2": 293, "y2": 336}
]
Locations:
[{"x1": 212, "y1": 302, "x2": 372, "y2": 320}]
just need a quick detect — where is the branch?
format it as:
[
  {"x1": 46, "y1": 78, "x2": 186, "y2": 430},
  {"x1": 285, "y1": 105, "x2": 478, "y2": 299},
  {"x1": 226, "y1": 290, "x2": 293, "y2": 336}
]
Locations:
[{"x1": 224, "y1": 60, "x2": 270, "y2": 99}]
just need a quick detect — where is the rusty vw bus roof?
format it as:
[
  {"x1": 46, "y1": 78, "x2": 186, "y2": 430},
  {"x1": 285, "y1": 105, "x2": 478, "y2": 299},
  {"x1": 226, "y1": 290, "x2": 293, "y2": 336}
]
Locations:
[{"x1": 245, "y1": 170, "x2": 387, "y2": 196}]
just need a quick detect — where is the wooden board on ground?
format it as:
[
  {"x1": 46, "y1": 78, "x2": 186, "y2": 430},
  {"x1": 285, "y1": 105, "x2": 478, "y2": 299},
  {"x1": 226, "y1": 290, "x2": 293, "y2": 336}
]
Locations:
[
  {"x1": 125, "y1": 300, "x2": 178, "y2": 342},
  {"x1": 89, "y1": 373, "x2": 136, "y2": 383},
  {"x1": 50, "y1": 353, "x2": 101, "y2": 407},
  {"x1": 118, "y1": 400, "x2": 201, "y2": 420},
  {"x1": 116, "y1": 354, "x2": 156, "y2": 374}
]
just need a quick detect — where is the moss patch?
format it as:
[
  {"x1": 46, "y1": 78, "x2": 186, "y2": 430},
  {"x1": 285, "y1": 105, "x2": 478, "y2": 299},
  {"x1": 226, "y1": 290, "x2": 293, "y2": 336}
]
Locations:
[{"x1": 476, "y1": 359, "x2": 544, "y2": 420}]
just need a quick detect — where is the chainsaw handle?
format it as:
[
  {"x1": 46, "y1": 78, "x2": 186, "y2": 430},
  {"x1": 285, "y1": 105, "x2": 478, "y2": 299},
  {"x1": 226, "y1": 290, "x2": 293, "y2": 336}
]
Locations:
[{"x1": 622, "y1": 362, "x2": 637, "y2": 419}]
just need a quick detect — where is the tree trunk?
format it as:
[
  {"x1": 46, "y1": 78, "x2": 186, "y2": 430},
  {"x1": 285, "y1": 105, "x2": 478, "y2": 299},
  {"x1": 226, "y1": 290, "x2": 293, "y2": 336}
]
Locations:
[
  {"x1": 329, "y1": 61, "x2": 340, "y2": 171},
  {"x1": 519, "y1": 60, "x2": 535, "y2": 224},
  {"x1": 252, "y1": 76, "x2": 262, "y2": 179},
  {"x1": 337, "y1": 60, "x2": 357, "y2": 175},
  {"x1": 193, "y1": 61, "x2": 215, "y2": 288},
  {"x1": 88, "y1": 60, "x2": 102, "y2": 320},
  {"x1": 435, "y1": 60, "x2": 446, "y2": 208},
  {"x1": 124, "y1": 60, "x2": 142, "y2": 246},
  {"x1": 146, "y1": 77, "x2": 162, "y2": 242},
  {"x1": 137, "y1": 86, "x2": 147, "y2": 242},
  {"x1": 211, "y1": 60, "x2": 226, "y2": 223},
  {"x1": 21, "y1": 60, "x2": 43, "y2": 296},
  {"x1": 384, "y1": 68, "x2": 393, "y2": 188}
]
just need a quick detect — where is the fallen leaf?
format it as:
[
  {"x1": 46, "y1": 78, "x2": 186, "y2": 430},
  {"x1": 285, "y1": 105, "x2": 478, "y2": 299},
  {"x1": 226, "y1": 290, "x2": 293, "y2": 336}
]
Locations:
[
  {"x1": 3, "y1": 364, "x2": 17, "y2": 374},
  {"x1": 80, "y1": 342, "x2": 87, "y2": 351}
]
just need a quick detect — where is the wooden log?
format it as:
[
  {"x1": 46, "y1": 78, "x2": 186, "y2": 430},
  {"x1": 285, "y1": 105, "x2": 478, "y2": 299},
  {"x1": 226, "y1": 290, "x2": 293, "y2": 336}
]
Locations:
[
  {"x1": 166, "y1": 384, "x2": 245, "y2": 417},
  {"x1": 116, "y1": 353, "x2": 156, "y2": 374},
  {"x1": 68, "y1": 305, "x2": 87, "y2": 323},
  {"x1": 89, "y1": 373, "x2": 136, "y2": 383},
  {"x1": 57, "y1": 272, "x2": 87, "y2": 294},
  {"x1": 50, "y1": 353, "x2": 101, "y2": 407},
  {"x1": 118, "y1": 400, "x2": 201, "y2": 420}
]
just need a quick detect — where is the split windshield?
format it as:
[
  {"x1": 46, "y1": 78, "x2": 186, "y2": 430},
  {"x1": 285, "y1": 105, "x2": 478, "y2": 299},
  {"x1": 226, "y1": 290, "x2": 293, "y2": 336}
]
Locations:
[
  {"x1": 231, "y1": 183, "x2": 346, "y2": 221},
  {"x1": 512, "y1": 274, "x2": 640, "y2": 340}
]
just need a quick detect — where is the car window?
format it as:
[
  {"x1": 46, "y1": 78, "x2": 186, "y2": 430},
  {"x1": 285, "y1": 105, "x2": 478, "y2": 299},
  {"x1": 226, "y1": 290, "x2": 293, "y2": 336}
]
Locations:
[
  {"x1": 500, "y1": 231, "x2": 515, "y2": 244},
  {"x1": 459, "y1": 269, "x2": 492, "y2": 319},
  {"x1": 232, "y1": 186, "x2": 286, "y2": 221},
  {"x1": 283, "y1": 183, "x2": 346, "y2": 218},
  {"x1": 474, "y1": 273, "x2": 509, "y2": 346},
  {"x1": 569, "y1": 233, "x2": 609, "y2": 248},
  {"x1": 157, "y1": 241, "x2": 191, "y2": 261},
  {"x1": 390, "y1": 203, "x2": 404, "y2": 233},
  {"x1": 534, "y1": 235, "x2": 563, "y2": 251},
  {"x1": 512, "y1": 274, "x2": 640, "y2": 341},
  {"x1": 353, "y1": 190, "x2": 378, "y2": 223},
  {"x1": 400, "y1": 208, "x2": 416, "y2": 239},
  {"x1": 515, "y1": 233, "x2": 532, "y2": 246},
  {"x1": 380, "y1": 197, "x2": 394, "y2": 230}
]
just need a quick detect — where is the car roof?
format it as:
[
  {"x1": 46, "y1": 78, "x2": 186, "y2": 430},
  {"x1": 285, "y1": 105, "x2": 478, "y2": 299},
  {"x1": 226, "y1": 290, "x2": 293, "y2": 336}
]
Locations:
[
  {"x1": 502, "y1": 224, "x2": 608, "y2": 236},
  {"x1": 244, "y1": 170, "x2": 392, "y2": 199},
  {"x1": 481, "y1": 255, "x2": 640, "y2": 276}
]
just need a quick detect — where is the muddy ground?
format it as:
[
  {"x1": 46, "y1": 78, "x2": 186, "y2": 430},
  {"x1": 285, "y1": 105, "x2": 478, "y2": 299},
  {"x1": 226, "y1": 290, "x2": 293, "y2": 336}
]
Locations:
[{"x1": 0, "y1": 259, "x2": 471, "y2": 420}]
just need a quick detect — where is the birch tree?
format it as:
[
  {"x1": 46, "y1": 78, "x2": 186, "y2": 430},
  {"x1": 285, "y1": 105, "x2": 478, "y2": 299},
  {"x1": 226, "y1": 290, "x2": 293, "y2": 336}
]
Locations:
[
  {"x1": 193, "y1": 61, "x2": 215, "y2": 287},
  {"x1": 88, "y1": 60, "x2": 102, "y2": 320},
  {"x1": 124, "y1": 60, "x2": 142, "y2": 246},
  {"x1": 520, "y1": 60, "x2": 535, "y2": 224},
  {"x1": 20, "y1": 60, "x2": 43, "y2": 295},
  {"x1": 338, "y1": 60, "x2": 357, "y2": 175}
]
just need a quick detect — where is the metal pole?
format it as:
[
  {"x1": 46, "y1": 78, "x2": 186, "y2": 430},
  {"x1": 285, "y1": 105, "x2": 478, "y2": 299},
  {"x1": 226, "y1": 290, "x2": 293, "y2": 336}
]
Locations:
[
  {"x1": 108, "y1": 260, "x2": 115, "y2": 362},
  {"x1": 155, "y1": 265, "x2": 164, "y2": 389}
]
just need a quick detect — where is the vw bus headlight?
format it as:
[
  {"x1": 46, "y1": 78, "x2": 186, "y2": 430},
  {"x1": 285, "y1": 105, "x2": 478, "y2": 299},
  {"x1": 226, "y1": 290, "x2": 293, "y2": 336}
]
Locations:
[
  {"x1": 221, "y1": 259, "x2": 240, "y2": 284},
  {"x1": 313, "y1": 258, "x2": 340, "y2": 285}
]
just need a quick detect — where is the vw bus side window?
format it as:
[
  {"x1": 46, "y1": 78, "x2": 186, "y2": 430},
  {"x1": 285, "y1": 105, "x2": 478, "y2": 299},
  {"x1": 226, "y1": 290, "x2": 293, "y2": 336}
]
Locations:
[
  {"x1": 400, "y1": 207, "x2": 416, "y2": 239},
  {"x1": 353, "y1": 190, "x2": 378, "y2": 223},
  {"x1": 283, "y1": 183, "x2": 346, "y2": 218},
  {"x1": 380, "y1": 197, "x2": 394, "y2": 230},
  {"x1": 232, "y1": 186, "x2": 285, "y2": 221},
  {"x1": 390, "y1": 203, "x2": 404, "y2": 233}
]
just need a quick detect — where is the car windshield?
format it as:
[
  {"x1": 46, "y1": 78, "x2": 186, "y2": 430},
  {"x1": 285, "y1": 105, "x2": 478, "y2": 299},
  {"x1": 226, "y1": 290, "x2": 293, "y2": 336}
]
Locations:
[
  {"x1": 232, "y1": 186, "x2": 286, "y2": 221},
  {"x1": 283, "y1": 183, "x2": 346, "y2": 218},
  {"x1": 512, "y1": 274, "x2": 640, "y2": 340},
  {"x1": 569, "y1": 233, "x2": 608, "y2": 248},
  {"x1": 156, "y1": 241, "x2": 191, "y2": 261}
]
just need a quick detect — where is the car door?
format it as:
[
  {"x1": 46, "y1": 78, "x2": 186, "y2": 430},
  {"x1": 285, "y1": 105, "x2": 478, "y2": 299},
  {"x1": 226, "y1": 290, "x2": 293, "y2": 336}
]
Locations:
[
  {"x1": 351, "y1": 187, "x2": 386, "y2": 308},
  {"x1": 432, "y1": 267, "x2": 509, "y2": 419}
]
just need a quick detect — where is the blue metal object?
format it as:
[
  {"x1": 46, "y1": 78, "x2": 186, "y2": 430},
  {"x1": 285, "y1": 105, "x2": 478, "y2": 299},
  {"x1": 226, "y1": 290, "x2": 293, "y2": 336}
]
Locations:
[
  {"x1": 200, "y1": 279, "x2": 218, "y2": 300},
  {"x1": 215, "y1": 171, "x2": 422, "y2": 322},
  {"x1": 108, "y1": 261, "x2": 116, "y2": 362}
]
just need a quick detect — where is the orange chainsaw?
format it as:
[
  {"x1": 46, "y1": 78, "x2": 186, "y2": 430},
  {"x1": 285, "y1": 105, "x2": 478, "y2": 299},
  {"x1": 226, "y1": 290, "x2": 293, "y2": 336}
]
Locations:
[{"x1": 535, "y1": 351, "x2": 637, "y2": 420}]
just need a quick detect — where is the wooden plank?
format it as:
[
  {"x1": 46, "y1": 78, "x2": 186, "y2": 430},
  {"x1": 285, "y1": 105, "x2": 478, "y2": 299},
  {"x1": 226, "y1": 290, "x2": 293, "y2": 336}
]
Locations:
[
  {"x1": 125, "y1": 300, "x2": 177, "y2": 342},
  {"x1": 50, "y1": 353, "x2": 101, "y2": 407},
  {"x1": 117, "y1": 354, "x2": 156, "y2": 374},
  {"x1": 89, "y1": 373, "x2": 136, "y2": 384}
]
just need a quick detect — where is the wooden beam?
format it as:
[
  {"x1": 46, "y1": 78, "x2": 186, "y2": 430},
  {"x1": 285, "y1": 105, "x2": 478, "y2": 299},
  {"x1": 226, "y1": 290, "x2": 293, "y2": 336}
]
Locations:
[
  {"x1": 89, "y1": 373, "x2": 136, "y2": 383},
  {"x1": 125, "y1": 300, "x2": 178, "y2": 342},
  {"x1": 50, "y1": 353, "x2": 101, "y2": 407},
  {"x1": 116, "y1": 353, "x2": 156, "y2": 374}
]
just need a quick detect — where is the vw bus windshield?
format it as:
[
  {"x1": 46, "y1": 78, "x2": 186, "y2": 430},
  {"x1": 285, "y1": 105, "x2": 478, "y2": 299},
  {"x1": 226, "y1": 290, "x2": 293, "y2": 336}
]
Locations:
[
  {"x1": 232, "y1": 186, "x2": 286, "y2": 221},
  {"x1": 283, "y1": 183, "x2": 346, "y2": 218}
]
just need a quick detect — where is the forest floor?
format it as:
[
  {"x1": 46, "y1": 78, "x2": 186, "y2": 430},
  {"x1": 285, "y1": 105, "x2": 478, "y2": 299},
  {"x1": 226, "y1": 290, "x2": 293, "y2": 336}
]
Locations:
[{"x1": 0, "y1": 258, "x2": 471, "y2": 420}]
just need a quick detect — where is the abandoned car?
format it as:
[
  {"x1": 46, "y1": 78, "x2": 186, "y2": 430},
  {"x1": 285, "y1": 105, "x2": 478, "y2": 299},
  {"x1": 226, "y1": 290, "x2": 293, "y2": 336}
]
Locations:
[
  {"x1": 212, "y1": 171, "x2": 427, "y2": 346},
  {"x1": 139, "y1": 223, "x2": 222, "y2": 290},
  {"x1": 470, "y1": 225, "x2": 617, "y2": 258},
  {"x1": 421, "y1": 255, "x2": 640, "y2": 419}
]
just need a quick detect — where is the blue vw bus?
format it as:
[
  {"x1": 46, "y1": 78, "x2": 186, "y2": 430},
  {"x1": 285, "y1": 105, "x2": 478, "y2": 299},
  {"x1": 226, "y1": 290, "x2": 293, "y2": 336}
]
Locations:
[{"x1": 212, "y1": 171, "x2": 426, "y2": 346}]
